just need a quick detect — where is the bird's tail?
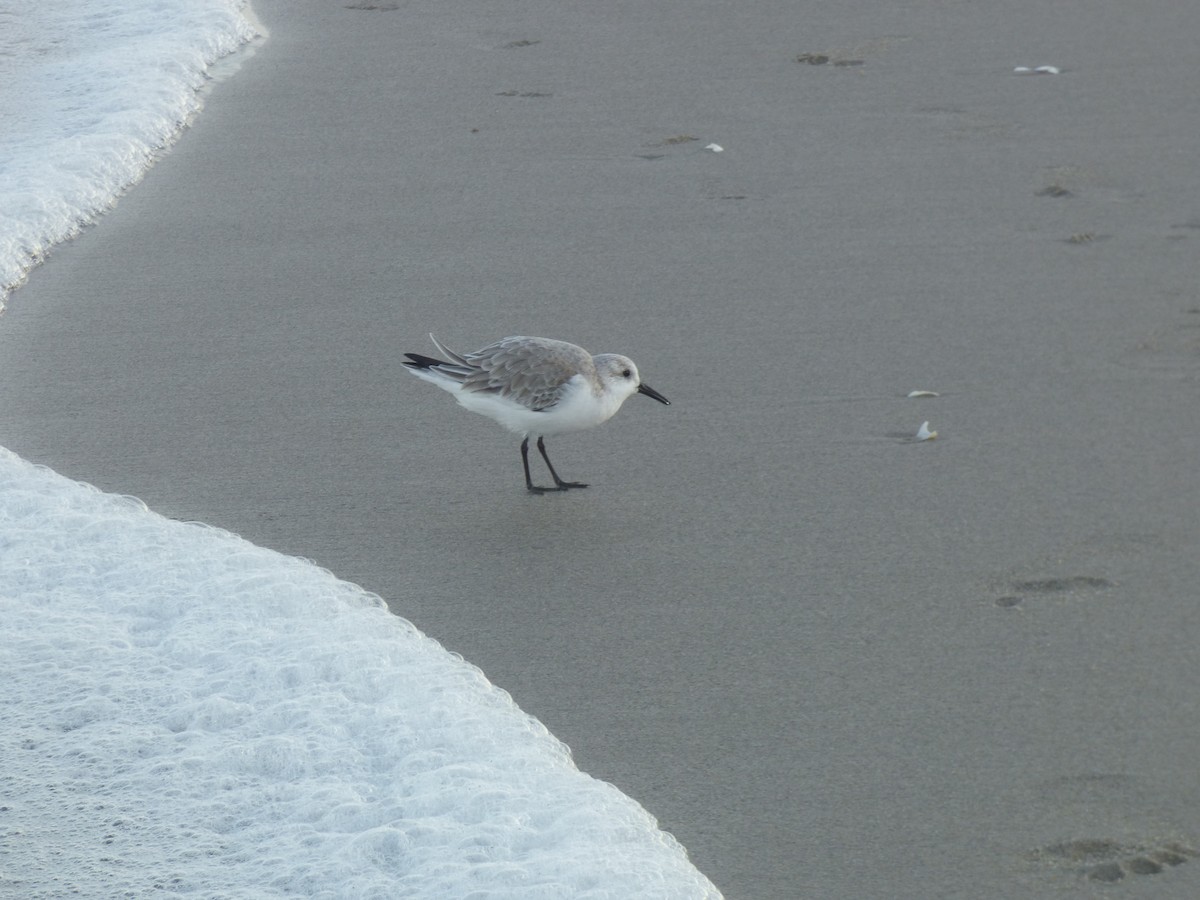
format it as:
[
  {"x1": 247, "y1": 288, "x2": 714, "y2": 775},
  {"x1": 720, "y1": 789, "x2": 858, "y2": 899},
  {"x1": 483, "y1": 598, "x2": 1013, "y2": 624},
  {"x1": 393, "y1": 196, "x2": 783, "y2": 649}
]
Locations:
[
  {"x1": 427, "y1": 334, "x2": 471, "y2": 366},
  {"x1": 402, "y1": 334, "x2": 472, "y2": 371}
]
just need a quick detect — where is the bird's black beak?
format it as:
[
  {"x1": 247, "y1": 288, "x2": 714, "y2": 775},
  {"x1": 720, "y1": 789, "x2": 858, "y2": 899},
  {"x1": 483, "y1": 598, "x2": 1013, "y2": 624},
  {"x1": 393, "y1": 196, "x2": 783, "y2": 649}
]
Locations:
[{"x1": 637, "y1": 382, "x2": 670, "y2": 405}]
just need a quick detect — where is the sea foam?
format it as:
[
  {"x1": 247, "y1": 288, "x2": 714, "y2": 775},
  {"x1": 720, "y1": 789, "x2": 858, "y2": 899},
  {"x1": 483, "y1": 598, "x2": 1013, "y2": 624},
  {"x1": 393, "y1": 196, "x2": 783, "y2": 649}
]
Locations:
[
  {"x1": 0, "y1": 0, "x2": 259, "y2": 309},
  {"x1": 0, "y1": 446, "x2": 720, "y2": 897}
]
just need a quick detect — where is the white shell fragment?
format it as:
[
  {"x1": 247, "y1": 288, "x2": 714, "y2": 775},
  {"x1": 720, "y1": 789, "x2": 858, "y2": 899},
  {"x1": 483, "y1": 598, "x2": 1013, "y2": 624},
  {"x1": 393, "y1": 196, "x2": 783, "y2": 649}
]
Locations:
[
  {"x1": 705, "y1": 143, "x2": 724, "y2": 152},
  {"x1": 1014, "y1": 65, "x2": 1060, "y2": 75},
  {"x1": 907, "y1": 390, "x2": 939, "y2": 398},
  {"x1": 915, "y1": 421, "x2": 938, "y2": 441}
]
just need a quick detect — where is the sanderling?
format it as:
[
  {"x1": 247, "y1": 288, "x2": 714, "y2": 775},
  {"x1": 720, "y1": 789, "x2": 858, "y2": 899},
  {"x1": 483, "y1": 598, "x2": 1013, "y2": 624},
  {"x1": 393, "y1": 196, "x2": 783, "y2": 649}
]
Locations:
[{"x1": 403, "y1": 334, "x2": 670, "y2": 493}]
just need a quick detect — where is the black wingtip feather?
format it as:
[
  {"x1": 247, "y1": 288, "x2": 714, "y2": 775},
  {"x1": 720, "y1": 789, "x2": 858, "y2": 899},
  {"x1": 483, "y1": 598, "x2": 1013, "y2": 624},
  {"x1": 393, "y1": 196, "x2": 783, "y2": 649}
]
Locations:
[{"x1": 403, "y1": 352, "x2": 447, "y2": 369}]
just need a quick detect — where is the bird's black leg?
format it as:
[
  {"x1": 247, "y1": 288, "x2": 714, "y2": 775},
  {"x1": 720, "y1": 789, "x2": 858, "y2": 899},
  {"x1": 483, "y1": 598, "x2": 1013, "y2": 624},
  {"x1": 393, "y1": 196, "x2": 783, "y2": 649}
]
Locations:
[
  {"x1": 521, "y1": 437, "x2": 587, "y2": 493},
  {"x1": 520, "y1": 437, "x2": 545, "y2": 493},
  {"x1": 537, "y1": 436, "x2": 588, "y2": 491}
]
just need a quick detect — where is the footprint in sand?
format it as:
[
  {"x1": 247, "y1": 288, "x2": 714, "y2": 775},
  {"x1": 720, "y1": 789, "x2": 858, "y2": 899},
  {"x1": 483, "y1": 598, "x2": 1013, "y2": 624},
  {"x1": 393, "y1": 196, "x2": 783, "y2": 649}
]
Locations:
[
  {"x1": 1029, "y1": 837, "x2": 1197, "y2": 883},
  {"x1": 993, "y1": 575, "x2": 1113, "y2": 608},
  {"x1": 1024, "y1": 774, "x2": 1200, "y2": 884},
  {"x1": 1118, "y1": 307, "x2": 1200, "y2": 375},
  {"x1": 794, "y1": 36, "x2": 908, "y2": 69}
]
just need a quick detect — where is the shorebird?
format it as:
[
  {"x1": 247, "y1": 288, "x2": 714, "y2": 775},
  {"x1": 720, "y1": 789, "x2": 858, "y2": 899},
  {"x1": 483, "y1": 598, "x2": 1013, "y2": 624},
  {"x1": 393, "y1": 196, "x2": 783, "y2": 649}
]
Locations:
[{"x1": 403, "y1": 335, "x2": 669, "y2": 493}]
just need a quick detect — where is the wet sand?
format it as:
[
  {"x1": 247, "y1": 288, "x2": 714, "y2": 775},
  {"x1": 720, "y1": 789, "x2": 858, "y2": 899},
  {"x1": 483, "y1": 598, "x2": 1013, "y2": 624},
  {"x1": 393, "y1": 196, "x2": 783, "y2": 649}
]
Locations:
[{"x1": 3, "y1": 0, "x2": 1200, "y2": 896}]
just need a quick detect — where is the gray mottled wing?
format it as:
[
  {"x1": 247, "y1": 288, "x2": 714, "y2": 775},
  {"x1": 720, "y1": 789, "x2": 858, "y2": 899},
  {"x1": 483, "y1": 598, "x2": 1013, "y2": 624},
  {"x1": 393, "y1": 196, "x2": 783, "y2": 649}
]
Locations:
[{"x1": 462, "y1": 336, "x2": 593, "y2": 411}]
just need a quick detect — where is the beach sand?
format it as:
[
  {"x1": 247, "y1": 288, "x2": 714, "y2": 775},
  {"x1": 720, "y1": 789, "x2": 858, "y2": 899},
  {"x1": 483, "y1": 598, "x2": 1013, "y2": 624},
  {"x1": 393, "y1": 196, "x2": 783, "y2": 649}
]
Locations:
[{"x1": 3, "y1": 0, "x2": 1200, "y2": 896}]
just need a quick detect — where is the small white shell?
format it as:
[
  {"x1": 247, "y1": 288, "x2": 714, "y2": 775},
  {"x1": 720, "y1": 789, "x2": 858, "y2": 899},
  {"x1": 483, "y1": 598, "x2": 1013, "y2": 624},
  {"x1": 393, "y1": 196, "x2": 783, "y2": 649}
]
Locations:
[
  {"x1": 705, "y1": 143, "x2": 724, "y2": 152},
  {"x1": 915, "y1": 421, "x2": 938, "y2": 441},
  {"x1": 1013, "y1": 66, "x2": 1033, "y2": 74},
  {"x1": 907, "y1": 390, "x2": 939, "y2": 398}
]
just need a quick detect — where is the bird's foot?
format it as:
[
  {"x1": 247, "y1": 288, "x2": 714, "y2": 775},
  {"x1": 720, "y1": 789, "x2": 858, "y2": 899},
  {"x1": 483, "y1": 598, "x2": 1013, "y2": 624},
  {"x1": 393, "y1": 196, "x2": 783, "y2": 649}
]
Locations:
[{"x1": 527, "y1": 481, "x2": 588, "y2": 494}]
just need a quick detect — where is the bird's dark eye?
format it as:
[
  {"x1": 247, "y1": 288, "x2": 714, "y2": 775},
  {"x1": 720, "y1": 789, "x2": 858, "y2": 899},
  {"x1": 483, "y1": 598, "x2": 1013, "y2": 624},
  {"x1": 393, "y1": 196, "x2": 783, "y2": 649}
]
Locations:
[{"x1": 622, "y1": 368, "x2": 632, "y2": 378}]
